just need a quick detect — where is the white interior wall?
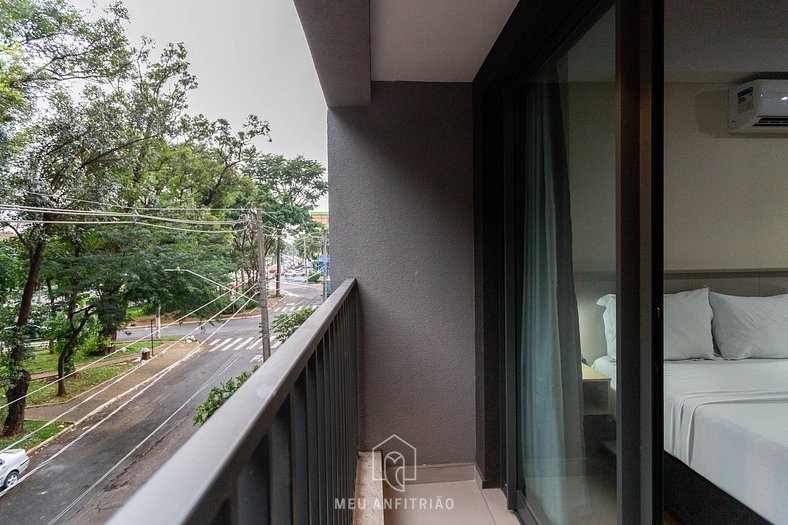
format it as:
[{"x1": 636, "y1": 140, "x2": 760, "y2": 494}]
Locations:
[
  {"x1": 664, "y1": 82, "x2": 788, "y2": 270},
  {"x1": 570, "y1": 81, "x2": 788, "y2": 362},
  {"x1": 567, "y1": 82, "x2": 616, "y2": 362}
]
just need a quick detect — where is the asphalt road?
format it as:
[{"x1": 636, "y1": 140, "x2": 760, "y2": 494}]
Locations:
[
  {"x1": 119, "y1": 280, "x2": 323, "y2": 341},
  {"x1": 0, "y1": 282, "x2": 322, "y2": 524}
]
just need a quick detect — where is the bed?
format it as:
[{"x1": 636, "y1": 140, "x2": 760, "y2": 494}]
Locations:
[{"x1": 591, "y1": 355, "x2": 788, "y2": 524}]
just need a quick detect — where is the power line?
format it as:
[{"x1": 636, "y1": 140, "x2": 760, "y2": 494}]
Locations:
[
  {"x1": 0, "y1": 288, "x2": 237, "y2": 412},
  {"x1": 1, "y1": 296, "x2": 259, "y2": 511},
  {"x1": 0, "y1": 204, "x2": 242, "y2": 225},
  {"x1": 22, "y1": 191, "x2": 248, "y2": 212},
  {"x1": 2, "y1": 219, "x2": 237, "y2": 234},
  {"x1": 43, "y1": 320, "x2": 258, "y2": 524},
  {"x1": 0, "y1": 292, "x2": 253, "y2": 453}
]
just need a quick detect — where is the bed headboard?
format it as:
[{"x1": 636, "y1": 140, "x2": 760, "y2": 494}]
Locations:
[{"x1": 575, "y1": 269, "x2": 788, "y2": 363}]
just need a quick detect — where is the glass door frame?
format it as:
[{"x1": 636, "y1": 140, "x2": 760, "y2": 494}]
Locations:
[{"x1": 472, "y1": 0, "x2": 664, "y2": 523}]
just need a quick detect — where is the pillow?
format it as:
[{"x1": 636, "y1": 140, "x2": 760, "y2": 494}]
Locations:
[
  {"x1": 596, "y1": 294, "x2": 616, "y2": 362},
  {"x1": 596, "y1": 289, "x2": 715, "y2": 361},
  {"x1": 662, "y1": 288, "x2": 715, "y2": 360},
  {"x1": 709, "y1": 292, "x2": 788, "y2": 359}
]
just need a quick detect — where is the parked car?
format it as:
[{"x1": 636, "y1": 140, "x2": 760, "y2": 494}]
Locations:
[{"x1": 0, "y1": 449, "x2": 30, "y2": 489}]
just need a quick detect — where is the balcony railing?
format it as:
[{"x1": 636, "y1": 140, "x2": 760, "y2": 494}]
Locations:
[{"x1": 108, "y1": 278, "x2": 359, "y2": 525}]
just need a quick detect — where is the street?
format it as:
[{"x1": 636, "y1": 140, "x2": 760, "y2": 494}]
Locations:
[{"x1": 0, "y1": 282, "x2": 322, "y2": 524}]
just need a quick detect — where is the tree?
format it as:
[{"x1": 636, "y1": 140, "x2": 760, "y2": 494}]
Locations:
[
  {"x1": 0, "y1": 1, "x2": 278, "y2": 436},
  {"x1": 193, "y1": 366, "x2": 258, "y2": 426},
  {"x1": 0, "y1": 84, "x2": 142, "y2": 435},
  {"x1": 245, "y1": 154, "x2": 327, "y2": 295},
  {"x1": 271, "y1": 307, "x2": 315, "y2": 343}
]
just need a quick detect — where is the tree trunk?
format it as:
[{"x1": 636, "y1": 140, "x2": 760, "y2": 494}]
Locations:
[
  {"x1": 99, "y1": 324, "x2": 117, "y2": 356},
  {"x1": 2, "y1": 240, "x2": 46, "y2": 436},
  {"x1": 2, "y1": 370, "x2": 31, "y2": 437},
  {"x1": 46, "y1": 278, "x2": 56, "y2": 354},
  {"x1": 57, "y1": 345, "x2": 68, "y2": 397},
  {"x1": 57, "y1": 293, "x2": 78, "y2": 397}
]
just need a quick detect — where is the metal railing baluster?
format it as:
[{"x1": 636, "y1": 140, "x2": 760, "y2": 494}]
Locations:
[
  {"x1": 306, "y1": 356, "x2": 319, "y2": 523},
  {"x1": 106, "y1": 279, "x2": 358, "y2": 525},
  {"x1": 270, "y1": 401, "x2": 292, "y2": 523},
  {"x1": 292, "y1": 375, "x2": 309, "y2": 524},
  {"x1": 237, "y1": 436, "x2": 270, "y2": 525}
]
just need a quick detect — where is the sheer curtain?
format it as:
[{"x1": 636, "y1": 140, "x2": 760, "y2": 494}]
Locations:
[{"x1": 518, "y1": 73, "x2": 586, "y2": 525}]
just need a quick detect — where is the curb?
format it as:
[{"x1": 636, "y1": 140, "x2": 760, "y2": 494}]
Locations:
[
  {"x1": 24, "y1": 342, "x2": 202, "y2": 455},
  {"x1": 26, "y1": 422, "x2": 73, "y2": 455},
  {"x1": 26, "y1": 356, "x2": 137, "y2": 410},
  {"x1": 120, "y1": 297, "x2": 288, "y2": 332}
]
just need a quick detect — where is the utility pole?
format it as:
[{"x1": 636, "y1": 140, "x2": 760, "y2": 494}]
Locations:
[
  {"x1": 155, "y1": 303, "x2": 161, "y2": 339},
  {"x1": 275, "y1": 232, "x2": 281, "y2": 297},
  {"x1": 255, "y1": 209, "x2": 272, "y2": 360},
  {"x1": 303, "y1": 235, "x2": 308, "y2": 282},
  {"x1": 322, "y1": 229, "x2": 328, "y2": 301}
]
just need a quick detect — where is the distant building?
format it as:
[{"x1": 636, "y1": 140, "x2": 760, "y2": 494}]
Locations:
[{"x1": 310, "y1": 211, "x2": 328, "y2": 226}]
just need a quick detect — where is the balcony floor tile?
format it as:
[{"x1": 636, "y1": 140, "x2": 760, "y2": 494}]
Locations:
[{"x1": 383, "y1": 479, "x2": 517, "y2": 524}]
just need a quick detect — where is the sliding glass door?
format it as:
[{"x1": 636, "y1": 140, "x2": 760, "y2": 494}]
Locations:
[
  {"x1": 512, "y1": 8, "x2": 618, "y2": 524},
  {"x1": 475, "y1": 0, "x2": 663, "y2": 523}
]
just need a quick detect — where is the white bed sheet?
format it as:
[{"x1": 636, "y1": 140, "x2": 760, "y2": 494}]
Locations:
[
  {"x1": 664, "y1": 359, "x2": 788, "y2": 524},
  {"x1": 591, "y1": 356, "x2": 788, "y2": 523}
]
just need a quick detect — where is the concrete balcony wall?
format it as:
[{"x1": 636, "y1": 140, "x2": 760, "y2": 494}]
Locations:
[{"x1": 328, "y1": 82, "x2": 475, "y2": 464}]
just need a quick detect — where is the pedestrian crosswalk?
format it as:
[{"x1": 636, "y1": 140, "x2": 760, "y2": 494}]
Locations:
[
  {"x1": 203, "y1": 335, "x2": 277, "y2": 353},
  {"x1": 198, "y1": 297, "x2": 320, "y2": 364}
]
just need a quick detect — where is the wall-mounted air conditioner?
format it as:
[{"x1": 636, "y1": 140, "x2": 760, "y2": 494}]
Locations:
[{"x1": 728, "y1": 79, "x2": 788, "y2": 134}]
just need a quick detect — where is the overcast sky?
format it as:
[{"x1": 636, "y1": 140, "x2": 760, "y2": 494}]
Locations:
[{"x1": 72, "y1": 0, "x2": 329, "y2": 211}]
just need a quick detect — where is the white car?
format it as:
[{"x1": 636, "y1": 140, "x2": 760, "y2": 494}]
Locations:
[{"x1": 0, "y1": 449, "x2": 29, "y2": 489}]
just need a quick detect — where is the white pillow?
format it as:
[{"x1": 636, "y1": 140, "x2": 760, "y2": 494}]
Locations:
[
  {"x1": 596, "y1": 289, "x2": 715, "y2": 361},
  {"x1": 596, "y1": 294, "x2": 617, "y2": 362},
  {"x1": 709, "y1": 292, "x2": 788, "y2": 359},
  {"x1": 662, "y1": 288, "x2": 715, "y2": 360}
]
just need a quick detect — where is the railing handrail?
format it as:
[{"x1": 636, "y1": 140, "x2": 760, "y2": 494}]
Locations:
[{"x1": 107, "y1": 278, "x2": 358, "y2": 525}]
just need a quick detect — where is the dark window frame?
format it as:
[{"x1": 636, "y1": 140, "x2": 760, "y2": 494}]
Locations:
[{"x1": 472, "y1": 0, "x2": 664, "y2": 522}]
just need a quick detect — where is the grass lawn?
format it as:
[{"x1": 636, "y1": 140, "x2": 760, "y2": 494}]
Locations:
[
  {"x1": 0, "y1": 419, "x2": 71, "y2": 450},
  {"x1": 26, "y1": 362, "x2": 137, "y2": 406},
  {"x1": 24, "y1": 340, "x2": 163, "y2": 375}
]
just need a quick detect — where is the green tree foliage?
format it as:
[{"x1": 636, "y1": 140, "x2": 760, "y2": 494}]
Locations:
[
  {"x1": 0, "y1": 0, "x2": 326, "y2": 437},
  {"x1": 271, "y1": 307, "x2": 316, "y2": 343},
  {"x1": 246, "y1": 154, "x2": 327, "y2": 231},
  {"x1": 193, "y1": 366, "x2": 258, "y2": 426}
]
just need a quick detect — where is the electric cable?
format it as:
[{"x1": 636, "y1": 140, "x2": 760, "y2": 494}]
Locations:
[
  {"x1": 0, "y1": 288, "x2": 236, "y2": 412},
  {"x1": 0, "y1": 291, "x2": 254, "y2": 453}
]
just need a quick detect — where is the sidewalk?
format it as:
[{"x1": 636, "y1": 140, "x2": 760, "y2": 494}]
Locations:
[{"x1": 26, "y1": 341, "x2": 198, "y2": 423}]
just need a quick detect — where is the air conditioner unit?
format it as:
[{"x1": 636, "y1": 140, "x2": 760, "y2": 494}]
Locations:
[{"x1": 728, "y1": 79, "x2": 788, "y2": 133}]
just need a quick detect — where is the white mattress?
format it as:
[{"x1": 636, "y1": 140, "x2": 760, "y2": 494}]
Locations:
[
  {"x1": 665, "y1": 359, "x2": 788, "y2": 524},
  {"x1": 592, "y1": 356, "x2": 788, "y2": 523}
]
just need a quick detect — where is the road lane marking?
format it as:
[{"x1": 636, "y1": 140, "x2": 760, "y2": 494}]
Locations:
[
  {"x1": 209, "y1": 339, "x2": 221, "y2": 346},
  {"x1": 228, "y1": 337, "x2": 254, "y2": 352},
  {"x1": 248, "y1": 338, "x2": 262, "y2": 350},
  {"x1": 210, "y1": 337, "x2": 241, "y2": 353}
]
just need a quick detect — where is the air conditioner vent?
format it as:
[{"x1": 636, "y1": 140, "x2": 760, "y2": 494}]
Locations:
[
  {"x1": 729, "y1": 80, "x2": 788, "y2": 134},
  {"x1": 754, "y1": 116, "x2": 788, "y2": 127}
]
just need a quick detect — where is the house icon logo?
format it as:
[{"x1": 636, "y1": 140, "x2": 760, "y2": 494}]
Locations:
[{"x1": 372, "y1": 434, "x2": 417, "y2": 492}]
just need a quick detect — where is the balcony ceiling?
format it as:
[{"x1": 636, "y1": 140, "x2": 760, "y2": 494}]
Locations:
[{"x1": 370, "y1": 0, "x2": 519, "y2": 82}]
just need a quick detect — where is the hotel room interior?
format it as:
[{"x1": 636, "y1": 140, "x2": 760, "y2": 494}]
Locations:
[{"x1": 521, "y1": 3, "x2": 787, "y2": 524}]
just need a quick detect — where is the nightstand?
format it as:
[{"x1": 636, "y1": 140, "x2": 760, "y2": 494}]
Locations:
[{"x1": 582, "y1": 363, "x2": 612, "y2": 416}]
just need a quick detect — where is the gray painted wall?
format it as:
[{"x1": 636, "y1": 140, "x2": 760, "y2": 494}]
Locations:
[{"x1": 328, "y1": 82, "x2": 475, "y2": 465}]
